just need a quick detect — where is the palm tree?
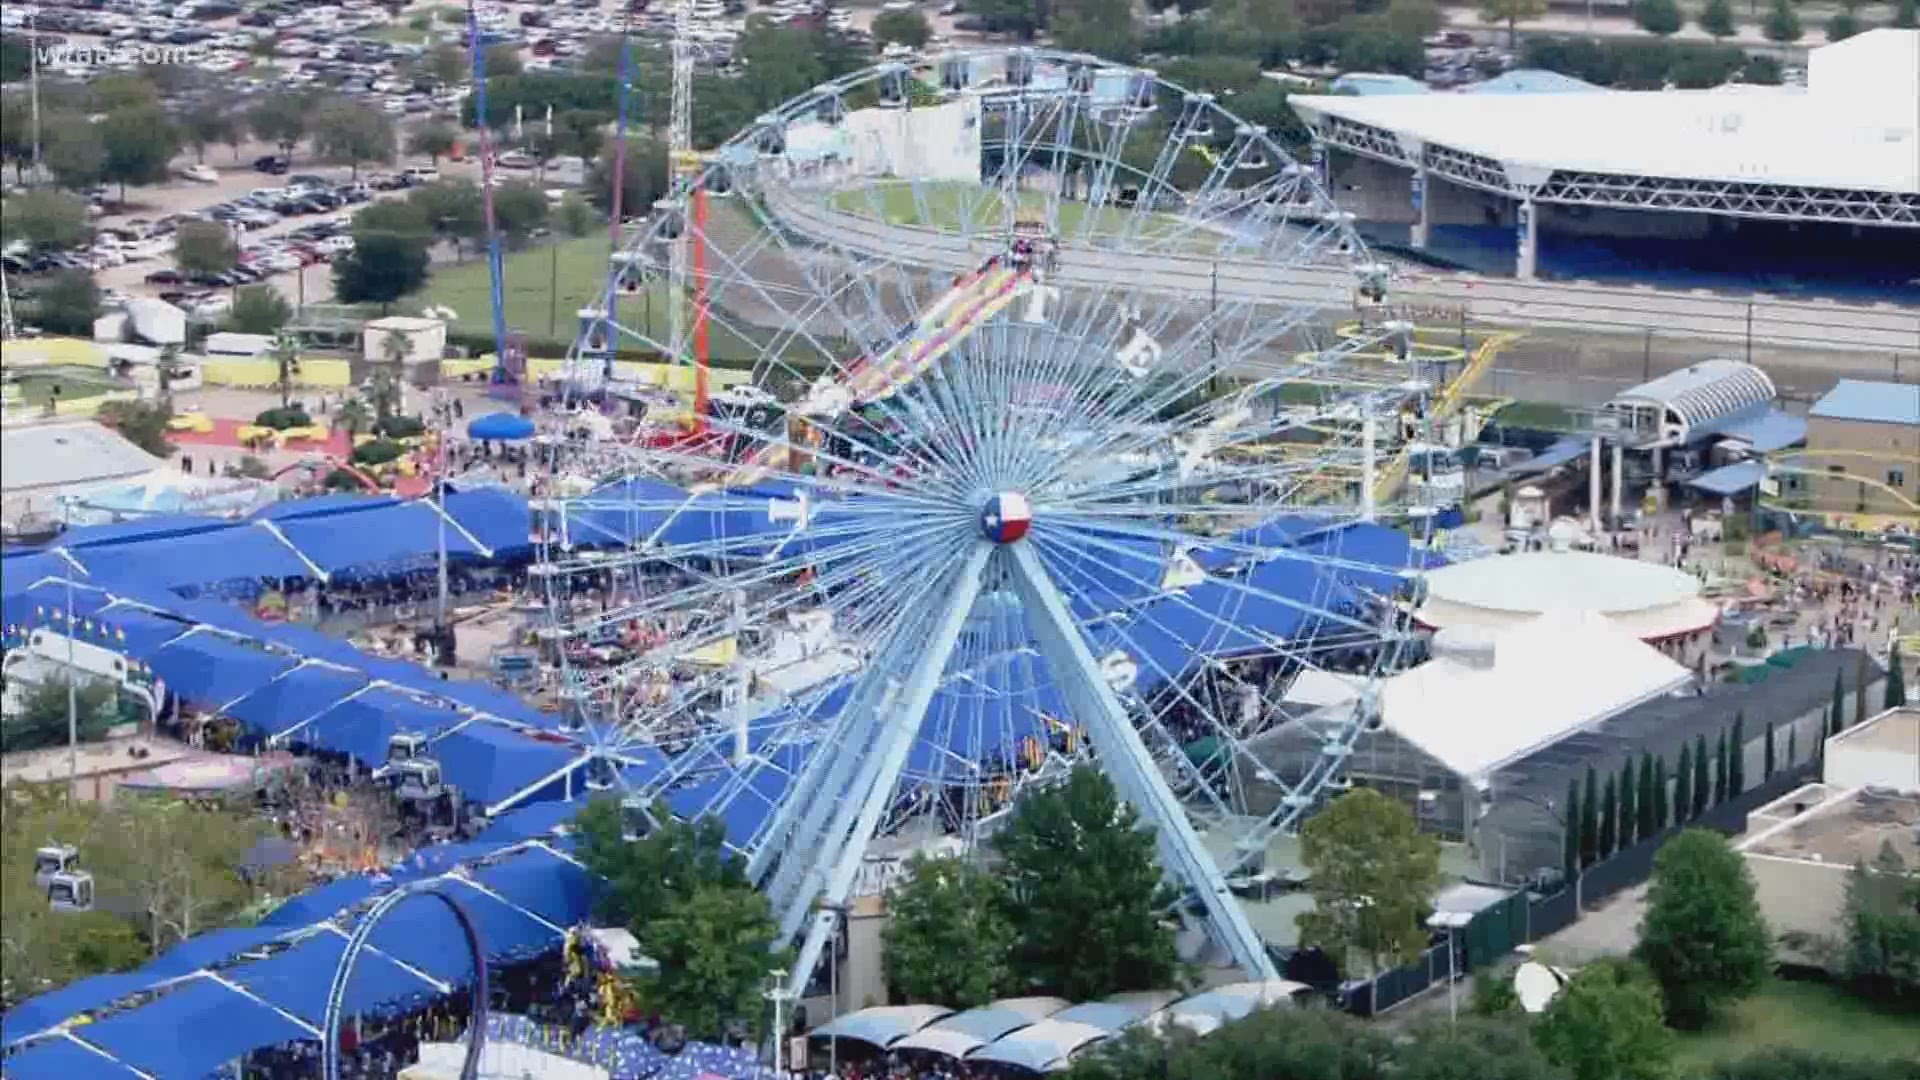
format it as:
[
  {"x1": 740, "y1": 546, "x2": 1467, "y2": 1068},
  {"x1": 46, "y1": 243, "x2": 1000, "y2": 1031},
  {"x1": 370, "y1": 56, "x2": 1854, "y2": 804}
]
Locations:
[
  {"x1": 335, "y1": 396, "x2": 374, "y2": 439},
  {"x1": 156, "y1": 343, "x2": 187, "y2": 407},
  {"x1": 379, "y1": 327, "x2": 411, "y2": 368},
  {"x1": 271, "y1": 332, "x2": 301, "y2": 410},
  {"x1": 366, "y1": 369, "x2": 401, "y2": 428}
]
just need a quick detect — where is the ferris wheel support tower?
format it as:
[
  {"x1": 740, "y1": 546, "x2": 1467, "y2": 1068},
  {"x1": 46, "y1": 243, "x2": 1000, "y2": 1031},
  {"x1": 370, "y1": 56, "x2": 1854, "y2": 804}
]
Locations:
[{"x1": 669, "y1": 0, "x2": 711, "y2": 431}]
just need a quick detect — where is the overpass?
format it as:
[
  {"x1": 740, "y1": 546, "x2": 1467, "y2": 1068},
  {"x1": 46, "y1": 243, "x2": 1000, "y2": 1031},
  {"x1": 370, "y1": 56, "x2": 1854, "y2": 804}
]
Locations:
[{"x1": 762, "y1": 185, "x2": 1920, "y2": 355}]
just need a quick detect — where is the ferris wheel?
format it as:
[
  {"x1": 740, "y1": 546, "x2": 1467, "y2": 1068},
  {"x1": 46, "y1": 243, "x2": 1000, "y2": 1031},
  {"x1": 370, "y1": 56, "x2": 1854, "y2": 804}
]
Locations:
[{"x1": 539, "y1": 48, "x2": 1436, "y2": 993}]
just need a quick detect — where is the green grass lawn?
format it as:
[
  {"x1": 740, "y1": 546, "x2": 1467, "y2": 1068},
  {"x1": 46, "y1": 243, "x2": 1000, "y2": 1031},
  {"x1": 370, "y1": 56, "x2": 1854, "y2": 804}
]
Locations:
[
  {"x1": 1671, "y1": 978, "x2": 1920, "y2": 1073},
  {"x1": 828, "y1": 181, "x2": 1230, "y2": 252},
  {"x1": 363, "y1": 24, "x2": 439, "y2": 46},
  {"x1": 7, "y1": 366, "x2": 117, "y2": 404}
]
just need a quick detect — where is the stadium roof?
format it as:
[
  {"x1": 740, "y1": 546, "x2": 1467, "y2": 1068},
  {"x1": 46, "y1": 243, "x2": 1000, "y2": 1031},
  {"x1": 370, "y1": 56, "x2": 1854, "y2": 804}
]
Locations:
[
  {"x1": 1810, "y1": 379, "x2": 1920, "y2": 426},
  {"x1": 1288, "y1": 30, "x2": 1920, "y2": 224}
]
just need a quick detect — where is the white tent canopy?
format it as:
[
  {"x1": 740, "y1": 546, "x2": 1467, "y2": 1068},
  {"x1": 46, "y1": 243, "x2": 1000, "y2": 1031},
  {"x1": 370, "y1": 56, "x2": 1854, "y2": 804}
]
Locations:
[{"x1": 1382, "y1": 608, "x2": 1694, "y2": 781}]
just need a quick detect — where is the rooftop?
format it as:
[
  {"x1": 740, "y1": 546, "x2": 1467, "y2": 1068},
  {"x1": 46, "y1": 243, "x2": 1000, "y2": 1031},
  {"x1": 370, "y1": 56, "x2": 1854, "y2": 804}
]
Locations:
[
  {"x1": 0, "y1": 422, "x2": 159, "y2": 495},
  {"x1": 1420, "y1": 550, "x2": 1701, "y2": 617},
  {"x1": 1831, "y1": 707, "x2": 1920, "y2": 757},
  {"x1": 1743, "y1": 787, "x2": 1920, "y2": 867},
  {"x1": 1809, "y1": 380, "x2": 1920, "y2": 427}
]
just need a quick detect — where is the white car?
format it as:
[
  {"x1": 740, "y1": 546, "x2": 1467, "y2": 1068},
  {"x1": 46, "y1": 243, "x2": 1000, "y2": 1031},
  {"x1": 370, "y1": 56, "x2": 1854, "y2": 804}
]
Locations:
[
  {"x1": 496, "y1": 150, "x2": 536, "y2": 170},
  {"x1": 180, "y1": 164, "x2": 218, "y2": 183},
  {"x1": 317, "y1": 235, "x2": 355, "y2": 256}
]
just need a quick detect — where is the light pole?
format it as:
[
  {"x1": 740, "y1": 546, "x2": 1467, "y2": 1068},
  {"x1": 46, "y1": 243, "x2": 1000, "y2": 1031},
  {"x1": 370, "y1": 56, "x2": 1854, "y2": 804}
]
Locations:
[
  {"x1": 1427, "y1": 910, "x2": 1473, "y2": 1024},
  {"x1": 763, "y1": 967, "x2": 794, "y2": 1076}
]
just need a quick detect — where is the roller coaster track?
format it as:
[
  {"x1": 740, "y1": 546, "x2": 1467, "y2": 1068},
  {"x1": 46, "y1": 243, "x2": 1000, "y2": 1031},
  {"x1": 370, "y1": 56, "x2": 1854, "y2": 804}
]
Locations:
[{"x1": 764, "y1": 185, "x2": 1920, "y2": 353}]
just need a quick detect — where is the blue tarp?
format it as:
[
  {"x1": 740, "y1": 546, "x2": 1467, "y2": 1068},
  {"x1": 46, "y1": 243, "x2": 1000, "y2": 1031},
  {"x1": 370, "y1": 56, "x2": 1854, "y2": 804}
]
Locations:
[
  {"x1": 72, "y1": 975, "x2": 314, "y2": 1080},
  {"x1": 225, "y1": 664, "x2": 369, "y2": 737},
  {"x1": 54, "y1": 515, "x2": 232, "y2": 550},
  {"x1": 1296, "y1": 522, "x2": 1444, "y2": 594},
  {"x1": 0, "y1": 551, "x2": 84, "y2": 588},
  {"x1": 480, "y1": 799, "x2": 589, "y2": 843},
  {"x1": 429, "y1": 722, "x2": 580, "y2": 807},
  {"x1": 278, "y1": 503, "x2": 485, "y2": 575},
  {"x1": 1714, "y1": 410, "x2": 1806, "y2": 453},
  {"x1": 472, "y1": 847, "x2": 595, "y2": 928},
  {"x1": 251, "y1": 493, "x2": 401, "y2": 521},
  {"x1": 145, "y1": 634, "x2": 298, "y2": 708},
  {"x1": 1192, "y1": 513, "x2": 1339, "y2": 570},
  {"x1": 1, "y1": 580, "x2": 110, "y2": 627},
  {"x1": 80, "y1": 606, "x2": 198, "y2": 659},
  {"x1": 361, "y1": 880, "x2": 559, "y2": 976},
  {"x1": 0, "y1": 1035, "x2": 149, "y2": 1079},
  {"x1": 1518, "y1": 436, "x2": 1589, "y2": 472},
  {"x1": 257, "y1": 875, "x2": 383, "y2": 928},
  {"x1": 1689, "y1": 460, "x2": 1766, "y2": 496},
  {"x1": 75, "y1": 524, "x2": 314, "y2": 590},
  {"x1": 442, "y1": 489, "x2": 532, "y2": 558},
  {"x1": 227, "y1": 932, "x2": 441, "y2": 1028},
  {"x1": 0, "y1": 973, "x2": 155, "y2": 1044}
]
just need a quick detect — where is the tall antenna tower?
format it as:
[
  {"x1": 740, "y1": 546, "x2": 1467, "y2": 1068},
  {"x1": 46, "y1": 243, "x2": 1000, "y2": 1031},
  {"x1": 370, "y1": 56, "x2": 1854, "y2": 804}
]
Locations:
[{"x1": 668, "y1": 0, "x2": 710, "y2": 430}]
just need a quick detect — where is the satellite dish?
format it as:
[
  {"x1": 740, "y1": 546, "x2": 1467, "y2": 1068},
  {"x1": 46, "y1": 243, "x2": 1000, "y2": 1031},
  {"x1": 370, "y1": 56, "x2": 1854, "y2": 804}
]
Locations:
[{"x1": 1514, "y1": 960, "x2": 1570, "y2": 1013}]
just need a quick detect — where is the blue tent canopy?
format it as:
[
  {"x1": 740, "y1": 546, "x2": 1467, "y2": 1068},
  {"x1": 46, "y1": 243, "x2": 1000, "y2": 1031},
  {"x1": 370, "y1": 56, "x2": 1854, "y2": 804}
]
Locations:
[
  {"x1": 46, "y1": 604, "x2": 194, "y2": 660},
  {"x1": 479, "y1": 799, "x2": 589, "y2": 843},
  {"x1": 257, "y1": 875, "x2": 384, "y2": 928},
  {"x1": 227, "y1": 931, "x2": 441, "y2": 1028},
  {"x1": 1296, "y1": 522, "x2": 1444, "y2": 594},
  {"x1": 140, "y1": 925, "x2": 288, "y2": 982},
  {"x1": 467, "y1": 411, "x2": 535, "y2": 441},
  {"x1": 251, "y1": 493, "x2": 401, "y2": 520},
  {"x1": 360, "y1": 880, "x2": 559, "y2": 976},
  {"x1": 1, "y1": 580, "x2": 110, "y2": 627},
  {"x1": 0, "y1": 551, "x2": 84, "y2": 589},
  {"x1": 429, "y1": 722, "x2": 579, "y2": 807},
  {"x1": 472, "y1": 847, "x2": 595, "y2": 927},
  {"x1": 0, "y1": 973, "x2": 155, "y2": 1045},
  {"x1": 0, "y1": 1035, "x2": 149, "y2": 1080},
  {"x1": 278, "y1": 503, "x2": 486, "y2": 574},
  {"x1": 76, "y1": 524, "x2": 313, "y2": 590},
  {"x1": 73, "y1": 975, "x2": 314, "y2": 1080},
  {"x1": 145, "y1": 634, "x2": 298, "y2": 708},
  {"x1": 303, "y1": 688, "x2": 464, "y2": 765},
  {"x1": 442, "y1": 489, "x2": 532, "y2": 558},
  {"x1": 55, "y1": 515, "x2": 232, "y2": 550},
  {"x1": 226, "y1": 664, "x2": 368, "y2": 738}
]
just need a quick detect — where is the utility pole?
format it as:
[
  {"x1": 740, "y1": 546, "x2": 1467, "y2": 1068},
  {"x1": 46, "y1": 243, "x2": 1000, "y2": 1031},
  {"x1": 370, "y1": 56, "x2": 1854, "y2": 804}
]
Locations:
[{"x1": 28, "y1": 9, "x2": 43, "y2": 180}]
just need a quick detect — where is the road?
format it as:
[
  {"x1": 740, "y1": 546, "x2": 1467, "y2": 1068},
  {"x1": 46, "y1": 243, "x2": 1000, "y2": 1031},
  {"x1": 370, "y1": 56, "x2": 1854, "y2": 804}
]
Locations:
[{"x1": 761, "y1": 186, "x2": 1920, "y2": 356}]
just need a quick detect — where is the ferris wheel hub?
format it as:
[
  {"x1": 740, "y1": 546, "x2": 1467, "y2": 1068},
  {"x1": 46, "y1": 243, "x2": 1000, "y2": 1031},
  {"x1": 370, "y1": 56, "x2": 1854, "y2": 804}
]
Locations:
[{"x1": 979, "y1": 492, "x2": 1033, "y2": 544}]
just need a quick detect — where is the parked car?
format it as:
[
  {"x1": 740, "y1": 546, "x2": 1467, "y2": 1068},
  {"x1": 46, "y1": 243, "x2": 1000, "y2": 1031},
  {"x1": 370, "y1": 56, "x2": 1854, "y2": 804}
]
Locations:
[
  {"x1": 180, "y1": 163, "x2": 219, "y2": 183},
  {"x1": 253, "y1": 154, "x2": 290, "y2": 174}
]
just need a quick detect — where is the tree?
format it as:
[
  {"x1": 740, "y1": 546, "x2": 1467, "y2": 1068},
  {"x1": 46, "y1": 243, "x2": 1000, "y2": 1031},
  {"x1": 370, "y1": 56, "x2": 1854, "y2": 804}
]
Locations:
[
  {"x1": 1729, "y1": 715, "x2": 1746, "y2": 796},
  {"x1": 881, "y1": 854, "x2": 1016, "y2": 1008},
  {"x1": 1653, "y1": 755, "x2": 1669, "y2": 830},
  {"x1": 1637, "y1": 755, "x2": 1657, "y2": 840},
  {"x1": 1563, "y1": 778, "x2": 1582, "y2": 882},
  {"x1": 1, "y1": 93, "x2": 33, "y2": 182},
  {"x1": 1598, "y1": 775, "x2": 1618, "y2": 858},
  {"x1": 1699, "y1": 0, "x2": 1737, "y2": 38},
  {"x1": 335, "y1": 396, "x2": 374, "y2": 439},
  {"x1": 156, "y1": 343, "x2": 187, "y2": 406},
  {"x1": 407, "y1": 122, "x2": 460, "y2": 166},
  {"x1": 1763, "y1": 721, "x2": 1776, "y2": 780},
  {"x1": 1637, "y1": 828, "x2": 1771, "y2": 1028},
  {"x1": 407, "y1": 179, "x2": 486, "y2": 254},
  {"x1": 1053, "y1": 0, "x2": 1141, "y2": 59},
  {"x1": 484, "y1": 43, "x2": 523, "y2": 78},
  {"x1": 1296, "y1": 787, "x2": 1442, "y2": 1001},
  {"x1": 172, "y1": 219, "x2": 240, "y2": 277},
  {"x1": 1478, "y1": 0, "x2": 1547, "y2": 46},
  {"x1": 334, "y1": 232, "x2": 431, "y2": 307},
  {"x1": 1634, "y1": 0, "x2": 1683, "y2": 34},
  {"x1": 1714, "y1": 731, "x2": 1729, "y2": 805},
  {"x1": 3, "y1": 678, "x2": 119, "y2": 753},
  {"x1": 492, "y1": 180, "x2": 550, "y2": 246},
  {"x1": 1579, "y1": 766, "x2": 1600, "y2": 865},
  {"x1": 1618, "y1": 760, "x2": 1638, "y2": 849},
  {"x1": 995, "y1": 766, "x2": 1183, "y2": 1000},
  {"x1": 640, "y1": 884, "x2": 785, "y2": 1040},
  {"x1": 1705, "y1": 1050, "x2": 1920, "y2": 1080},
  {"x1": 311, "y1": 98, "x2": 395, "y2": 180},
  {"x1": 270, "y1": 332, "x2": 301, "y2": 409},
  {"x1": 1826, "y1": 9, "x2": 1859, "y2": 40},
  {"x1": 1762, "y1": 0, "x2": 1802, "y2": 44},
  {"x1": 1469, "y1": 962, "x2": 1523, "y2": 1017},
  {"x1": 1896, "y1": 0, "x2": 1919, "y2": 30},
  {"x1": 1674, "y1": 745, "x2": 1693, "y2": 826},
  {"x1": 587, "y1": 133, "x2": 670, "y2": 219},
  {"x1": 872, "y1": 8, "x2": 933, "y2": 49},
  {"x1": 227, "y1": 285, "x2": 293, "y2": 335},
  {"x1": 43, "y1": 118, "x2": 106, "y2": 193},
  {"x1": 1397, "y1": 1017, "x2": 1567, "y2": 1080},
  {"x1": 367, "y1": 367, "x2": 402, "y2": 426},
  {"x1": 0, "y1": 188, "x2": 93, "y2": 251},
  {"x1": 1691, "y1": 733, "x2": 1710, "y2": 818},
  {"x1": 92, "y1": 73, "x2": 160, "y2": 113},
  {"x1": 99, "y1": 107, "x2": 179, "y2": 201},
  {"x1": 1886, "y1": 643, "x2": 1908, "y2": 709},
  {"x1": 553, "y1": 193, "x2": 599, "y2": 238},
  {"x1": 423, "y1": 43, "x2": 467, "y2": 86},
  {"x1": 30, "y1": 268, "x2": 102, "y2": 336},
  {"x1": 1173, "y1": 1006, "x2": 1395, "y2": 1080},
  {"x1": 248, "y1": 91, "x2": 312, "y2": 154},
  {"x1": 1535, "y1": 958, "x2": 1673, "y2": 1080},
  {"x1": 1836, "y1": 841, "x2": 1920, "y2": 1001},
  {"x1": 180, "y1": 102, "x2": 237, "y2": 164}
]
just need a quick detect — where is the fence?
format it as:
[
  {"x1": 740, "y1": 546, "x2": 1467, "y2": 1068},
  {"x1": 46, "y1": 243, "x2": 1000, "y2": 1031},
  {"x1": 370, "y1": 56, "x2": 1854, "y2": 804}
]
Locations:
[{"x1": 1345, "y1": 760, "x2": 1820, "y2": 1016}]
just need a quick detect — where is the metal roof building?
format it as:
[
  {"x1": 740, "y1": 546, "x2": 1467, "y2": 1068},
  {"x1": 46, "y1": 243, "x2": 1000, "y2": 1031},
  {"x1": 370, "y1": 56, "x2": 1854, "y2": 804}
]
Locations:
[
  {"x1": 1809, "y1": 380, "x2": 1920, "y2": 427},
  {"x1": 1603, "y1": 359, "x2": 1791, "y2": 450}
]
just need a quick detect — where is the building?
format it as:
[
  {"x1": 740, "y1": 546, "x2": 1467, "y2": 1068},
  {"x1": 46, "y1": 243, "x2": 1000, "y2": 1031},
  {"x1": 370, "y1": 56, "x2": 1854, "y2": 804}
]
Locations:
[
  {"x1": 1286, "y1": 30, "x2": 1918, "y2": 294},
  {"x1": 1, "y1": 421, "x2": 161, "y2": 524},
  {"x1": 1777, "y1": 379, "x2": 1920, "y2": 522},
  {"x1": 1740, "y1": 784, "x2": 1920, "y2": 965},
  {"x1": 1824, "y1": 706, "x2": 1920, "y2": 793},
  {"x1": 1413, "y1": 550, "x2": 1718, "y2": 662}
]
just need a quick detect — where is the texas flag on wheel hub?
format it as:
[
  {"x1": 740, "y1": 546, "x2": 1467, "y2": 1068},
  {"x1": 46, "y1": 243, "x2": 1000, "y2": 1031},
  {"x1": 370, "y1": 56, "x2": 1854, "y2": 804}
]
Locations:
[{"x1": 980, "y1": 491, "x2": 1033, "y2": 544}]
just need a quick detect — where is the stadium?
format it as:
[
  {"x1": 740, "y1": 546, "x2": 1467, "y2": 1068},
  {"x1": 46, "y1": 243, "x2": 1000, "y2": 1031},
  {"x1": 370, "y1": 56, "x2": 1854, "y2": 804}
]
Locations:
[{"x1": 1286, "y1": 29, "x2": 1920, "y2": 300}]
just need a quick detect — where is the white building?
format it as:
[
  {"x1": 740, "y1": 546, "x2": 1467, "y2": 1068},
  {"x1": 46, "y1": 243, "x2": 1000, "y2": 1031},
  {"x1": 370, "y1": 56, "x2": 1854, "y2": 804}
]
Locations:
[{"x1": 1824, "y1": 706, "x2": 1920, "y2": 794}]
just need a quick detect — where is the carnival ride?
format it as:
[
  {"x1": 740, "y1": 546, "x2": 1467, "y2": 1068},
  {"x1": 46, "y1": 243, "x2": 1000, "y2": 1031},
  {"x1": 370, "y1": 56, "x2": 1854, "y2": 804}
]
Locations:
[{"x1": 542, "y1": 49, "x2": 1440, "y2": 996}]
